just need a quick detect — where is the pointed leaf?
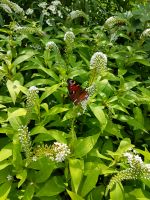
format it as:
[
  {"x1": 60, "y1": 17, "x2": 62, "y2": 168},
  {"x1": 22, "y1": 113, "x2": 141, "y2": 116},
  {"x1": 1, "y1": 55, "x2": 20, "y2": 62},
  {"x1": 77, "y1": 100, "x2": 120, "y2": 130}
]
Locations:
[
  {"x1": 90, "y1": 104, "x2": 107, "y2": 131},
  {"x1": 36, "y1": 176, "x2": 65, "y2": 197},
  {"x1": 110, "y1": 182, "x2": 125, "y2": 200},
  {"x1": 69, "y1": 159, "x2": 84, "y2": 194},
  {"x1": 66, "y1": 190, "x2": 84, "y2": 200},
  {"x1": 23, "y1": 184, "x2": 35, "y2": 200},
  {"x1": 7, "y1": 108, "x2": 26, "y2": 120},
  {"x1": 40, "y1": 84, "x2": 61, "y2": 102},
  {"x1": 13, "y1": 51, "x2": 35, "y2": 66},
  {"x1": 0, "y1": 143, "x2": 12, "y2": 162},
  {"x1": 81, "y1": 171, "x2": 99, "y2": 197},
  {"x1": 16, "y1": 169, "x2": 27, "y2": 188},
  {"x1": 0, "y1": 182, "x2": 11, "y2": 200},
  {"x1": 74, "y1": 134, "x2": 100, "y2": 157}
]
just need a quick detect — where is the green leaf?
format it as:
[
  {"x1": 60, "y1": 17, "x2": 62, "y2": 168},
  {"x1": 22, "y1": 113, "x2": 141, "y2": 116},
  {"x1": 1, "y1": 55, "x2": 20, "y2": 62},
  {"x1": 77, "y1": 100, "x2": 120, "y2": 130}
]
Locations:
[
  {"x1": 36, "y1": 176, "x2": 65, "y2": 197},
  {"x1": 12, "y1": 135, "x2": 22, "y2": 171},
  {"x1": 0, "y1": 160, "x2": 11, "y2": 170},
  {"x1": 0, "y1": 96, "x2": 12, "y2": 103},
  {"x1": 6, "y1": 80, "x2": 21, "y2": 104},
  {"x1": 133, "y1": 107, "x2": 144, "y2": 127},
  {"x1": 30, "y1": 126, "x2": 47, "y2": 135},
  {"x1": 81, "y1": 171, "x2": 99, "y2": 197},
  {"x1": 69, "y1": 159, "x2": 84, "y2": 194},
  {"x1": 105, "y1": 120, "x2": 123, "y2": 138},
  {"x1": 23, "y1": 184, "x2": 35, "y2": 200},
  {"x1": 87, "y1": 185, "x2": 105, "y2": 200},
  {"x1": 90, "y1": 104, "x2": 107, "y2": 131},
  {"x1": 25, "y1": 79, "x2": 52, "y2": 87},
  {"x1": 7, "y1": 108, "x2": 26, "y2": 120},
  {"x1": 33, "y1": 158, "x2": 55, "y2": 183},
  {"x1": 33, "y1": 129, "x2": 68, "y2": 144},
  {"x1": 74, "y1": 134, "x2": 100, "y2": 158},
  {"x1": 118, "y1": 114, "x2": 146, "y2": 132},
  {"x1": 123, "y1": 81, "x2": 140, "y2": 91},
  {"x1": 66, "y1": 190, "x2": 84, "y2": 200},
  {"x1": 16, "y1": 169, "x2": 27, "y2": 188},
  {"x1": 40, "y1": 84, "x2": 61, "y2": 102},
  {"x1": 63, "y1": 109, "x2": 76, "y2": 121},
  {"x1": 13, "y1": 51, "x2": 36, "y2": 67},
  {"x1": 0, "y1": 182, "x2": 11, "y2": 200},
  {"x1": 0, "y1": 127, "x2": 14, "y2": 135},
  {"x1": 0, "y1": 143, "x2": 12, "y2": 162},
  {"x1": 7, "y1": 108, "x2": 23, "y2": 130},
  {"x1": 110, "y1": 182, "x2": 125, "y2": 200},
  {"x1": 125, "y1": 187, "x2": 150, "y2": 200},
  {"x1": 127, "y1": 58, "x2": 150, "y2": 66},
  {"x1": 48, "y1": 105, "x2": 69, "y2": 116},
  {"x1": 39, "y1": 66, "x2": 59, "y2": 81},
  {"x1": 107, "y1": 138, "x2": 134, "y2": 158}
]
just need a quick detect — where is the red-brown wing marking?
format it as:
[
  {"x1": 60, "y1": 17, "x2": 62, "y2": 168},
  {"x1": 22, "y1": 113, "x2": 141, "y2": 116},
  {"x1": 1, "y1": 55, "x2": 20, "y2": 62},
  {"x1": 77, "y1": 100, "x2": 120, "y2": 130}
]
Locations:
[{"x1": 67, "y1": 79, "x2": 89, "y2": 105}]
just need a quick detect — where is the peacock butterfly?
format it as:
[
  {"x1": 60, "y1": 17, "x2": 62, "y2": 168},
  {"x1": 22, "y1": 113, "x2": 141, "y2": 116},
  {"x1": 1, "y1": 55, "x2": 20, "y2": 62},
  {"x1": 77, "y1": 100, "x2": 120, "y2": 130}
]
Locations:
[{"x1": 67, "y1": 79, "x2": 89, "y2": 105}]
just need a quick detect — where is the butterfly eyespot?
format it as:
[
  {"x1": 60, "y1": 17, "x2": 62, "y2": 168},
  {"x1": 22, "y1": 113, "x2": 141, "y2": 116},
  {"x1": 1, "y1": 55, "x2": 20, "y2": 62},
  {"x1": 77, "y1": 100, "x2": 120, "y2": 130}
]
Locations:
[{"x1": 67, "y1": 79, "x2": 89, "y2": 105}]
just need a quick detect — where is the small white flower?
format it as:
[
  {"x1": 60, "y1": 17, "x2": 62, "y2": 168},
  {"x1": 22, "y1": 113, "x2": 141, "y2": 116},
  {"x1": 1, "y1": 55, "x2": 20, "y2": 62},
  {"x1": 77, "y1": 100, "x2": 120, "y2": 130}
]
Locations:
[
  {"x1": 46, "y1": 19, "x2": 53, "y2": 26},
  {"x1": 26, "y1": 8, "x2": 33, "y2": 15},
  {"x1": 38, "y1": 2, "x2": 47, "y2": 9},
  {"x1": 51, "y1": 0, "x2": 61, "y2": 6},
  {"x1": 29, "y1": 86, "x2": 38, "y2": 92},
  {"x1": 7, "y1": 175, "x2": 13, "y2": 181},
  {"x1": 47, "y1": 5, "x2": 56, "y2": 14},
  {"x1": 42, "y1": 10, "x2": 50, "y2": 16},
  {"x1": 52, "y1": 142, "x2": 70, "y2": 162},
  {"x1": 32, "y1": 156, "x2": 37, "y2": 162},
  {"x1": 58, "y1": 10, "x2": 63, "y2": 18}
]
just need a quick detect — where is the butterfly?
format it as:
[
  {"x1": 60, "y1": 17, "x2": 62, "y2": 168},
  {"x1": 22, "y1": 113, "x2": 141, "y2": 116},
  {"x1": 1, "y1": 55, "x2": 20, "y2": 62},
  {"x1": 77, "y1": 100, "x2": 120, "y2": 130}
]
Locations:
[{"x1": 67, "y1": 79, "x2": 89, "y2": 105}]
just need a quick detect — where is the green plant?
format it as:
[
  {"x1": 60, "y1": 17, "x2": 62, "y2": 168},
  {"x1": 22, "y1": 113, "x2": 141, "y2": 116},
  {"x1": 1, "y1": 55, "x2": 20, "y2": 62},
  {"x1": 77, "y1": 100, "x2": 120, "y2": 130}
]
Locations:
[{"x1": 0, "y1": 0, "x2": 150, "y2": 199}]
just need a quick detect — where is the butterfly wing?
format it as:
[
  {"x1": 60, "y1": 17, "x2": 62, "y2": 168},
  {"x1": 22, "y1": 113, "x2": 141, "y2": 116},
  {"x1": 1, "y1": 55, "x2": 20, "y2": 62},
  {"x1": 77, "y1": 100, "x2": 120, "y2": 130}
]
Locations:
[{"x1": 67, "y1": 79, "x2": 89, "y2": 104}]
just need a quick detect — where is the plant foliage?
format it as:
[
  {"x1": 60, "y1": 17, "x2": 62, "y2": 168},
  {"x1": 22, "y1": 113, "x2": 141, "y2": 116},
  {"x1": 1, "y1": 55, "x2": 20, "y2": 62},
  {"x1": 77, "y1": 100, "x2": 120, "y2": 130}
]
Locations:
[{"x1": 0, "y1": 0, "x2": 150, "y2": 199}]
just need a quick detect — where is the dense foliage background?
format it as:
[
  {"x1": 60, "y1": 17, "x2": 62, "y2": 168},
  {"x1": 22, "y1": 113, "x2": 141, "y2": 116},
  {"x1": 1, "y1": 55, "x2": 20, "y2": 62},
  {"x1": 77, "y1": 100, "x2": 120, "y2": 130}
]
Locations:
[{"x1": 0, "y1": 0, "x2": 150, "y2": 199}]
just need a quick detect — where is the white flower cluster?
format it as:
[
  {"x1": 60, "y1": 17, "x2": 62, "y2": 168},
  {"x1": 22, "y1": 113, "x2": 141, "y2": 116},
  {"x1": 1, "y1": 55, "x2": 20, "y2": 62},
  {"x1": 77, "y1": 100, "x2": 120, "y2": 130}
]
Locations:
[
  {"x1": 124, "y1": 152, "x2": 144, "y2": 168},
  {"x1": 28, "y1": 86, "x2": 39, "y2": 93},
  {"x1": 45, "y1": 41, "x2": 58, "y2": 50},
  {"x1": 38, "y1": 2, "x2": 47, "y2": 9},
  {"x1": 18, "y1": 126, "x2": 30, "y2": 142},
  {"x1": 104, "y1": 16, "x2": 126, "y2": 29},
  {"x1": 51, "y1": 142, "x2": 70, "y2": 162},
  {"x1": 124, "y1": 151, "x2": 150, "y2": 180},
  {"x1": 10, "y1": 1, "x2": 23, "y2": 14},
  {"x1": 18, "y1": 125, "x2": 31, "y2": 157},
  {"x1": 0, "y1": 0, "x2": 24, "y2": 14},
  {"x1": 109, "y1": 150, "x2": 150, "y2": 189},
  {"x1": 68, "y1": 10, "x2": 86, "y2": 20},
  {"x1": 0, "y1": 3, "x2": 12, "y2": 13},
  {"x1": 48, "y1": 0, "x2": 61, "y2": 15},
  {"x1": 7, "y1": 175, "x2": 13, "y2": 181},
  {"x1": 140, "y1": 28, "x2": 150, "y2": 39},
  {"x1": 26, "y1": 8, "x2": 33, "y2": 15},
  {"x1": 64, "y1": 31, "x2": 75, "y2": 44},
  {"x1": 38, "y1": 1, "x2": 62, "y2": 18},
  {"x1": 90, "y1": 52, "x2": 107, "y2": 72},
  {"x1": 86, "y1": 84, "x2": 96, "y2": 96}
]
